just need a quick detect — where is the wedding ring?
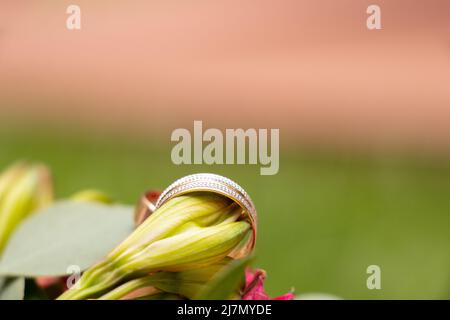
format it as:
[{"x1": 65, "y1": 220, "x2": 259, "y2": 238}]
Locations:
[
  {"x1": 134, "y1": 190, "x2": 161, "y2": 226},
  {"x1": 155, "y1": 173, "x2": 257, "y2": 258}
]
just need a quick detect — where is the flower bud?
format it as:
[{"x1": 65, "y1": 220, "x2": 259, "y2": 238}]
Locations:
[
  {"x1": 70, "y1": 189, "x2": 113, "y2": 204},
  {"x1": 58, "y1": 193, "x2": 252, "y2": 300},
  {"x1": 98, "y1": 258, "x2": 232, "y2": 300},
  {"x1": 0, "y1": 162, "x2": 53, "y2": 253},
  {"x1": 0, "y1": 162, "x2": 27, "y2": 203}
]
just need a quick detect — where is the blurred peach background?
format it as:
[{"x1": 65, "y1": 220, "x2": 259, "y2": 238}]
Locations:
[
  {"x1": 1, "y1": 1, "x2": 450, "y2": 299},
  {"x1": 1, "y1": 0, "x2": 449, "y2": 151}
]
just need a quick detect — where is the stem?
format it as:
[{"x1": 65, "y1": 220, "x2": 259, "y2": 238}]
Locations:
[
  {"x1": 97, "y1": 277, "x2": 157, "y2": 300},
  {"x1": 57, "y1": 261, "x2": 125, "y2": 300}
]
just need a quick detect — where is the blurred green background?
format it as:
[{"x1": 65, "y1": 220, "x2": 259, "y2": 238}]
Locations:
[{"x1": 1, "y1": 125, "x2": 449, "y2": 299}]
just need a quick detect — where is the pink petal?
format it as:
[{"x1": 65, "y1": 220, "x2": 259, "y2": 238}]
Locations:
[
  {"x1": 242, "y1": 268, "x2": 294, "y2": 300},
  {"x1": 273, "y1": 292, "x2": 295, "y2": 300}
]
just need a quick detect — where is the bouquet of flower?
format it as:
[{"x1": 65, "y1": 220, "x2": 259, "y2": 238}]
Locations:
[{"x1": 0, "y1": 162, "x2": 293, "y2": 300}]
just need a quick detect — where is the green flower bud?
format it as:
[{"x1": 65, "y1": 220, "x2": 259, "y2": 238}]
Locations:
[
  {"x1": 98, "y1": 258, "x2": 232, "y2": 300},
  {"x1": 70, "y1": 189, "x2": 113, "y2": 204},
  {"x1": 0, "y1": 162, "x2": 27, "y2": 203},
  {"x1": 58, "y1": 193, "x2": 251, "y2": 300},
  {"x1": 0, "y1": 162, "x2": 53, "y2": 253}
]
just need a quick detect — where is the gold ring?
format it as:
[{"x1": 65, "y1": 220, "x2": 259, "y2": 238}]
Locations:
[
  {"x1": 155, "y1": 173, "x2": 257, "y2": 258},
  {"x1": 134, "y1": 190, "x2": 161, "y2": 226}
]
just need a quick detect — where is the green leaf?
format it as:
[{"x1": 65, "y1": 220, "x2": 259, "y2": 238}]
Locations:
[
  {"x1": 0, "y1": 276, "x2": 25, "y2": 300},
  {"x1": 195, "y1": 256, "x2": 252, "y2": 300},
  {"x1": 0, "y1": 201, "x2": 134, "y2": 277}
]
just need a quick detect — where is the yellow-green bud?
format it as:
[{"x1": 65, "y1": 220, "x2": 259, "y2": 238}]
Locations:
[
  {"x1": 98, "y1": 258, "x2": 232, "y2": 300},
  {"x1": 70, "y1": 189, "x2": 113, "y2": 204},
  {"x1": 58, "y1": 193, "x2": 251, "y2": 300},
  {"x1": 0, "y1": 162, "x2": 53, "y2": 253},
  {"x1": 0, "y1": 162, "x2": 27, "y2": 203}
]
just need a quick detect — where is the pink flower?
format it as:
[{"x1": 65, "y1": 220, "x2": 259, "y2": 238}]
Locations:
[{"x1": 242, "y1": 268, "x2": 294, "y2": 300}]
